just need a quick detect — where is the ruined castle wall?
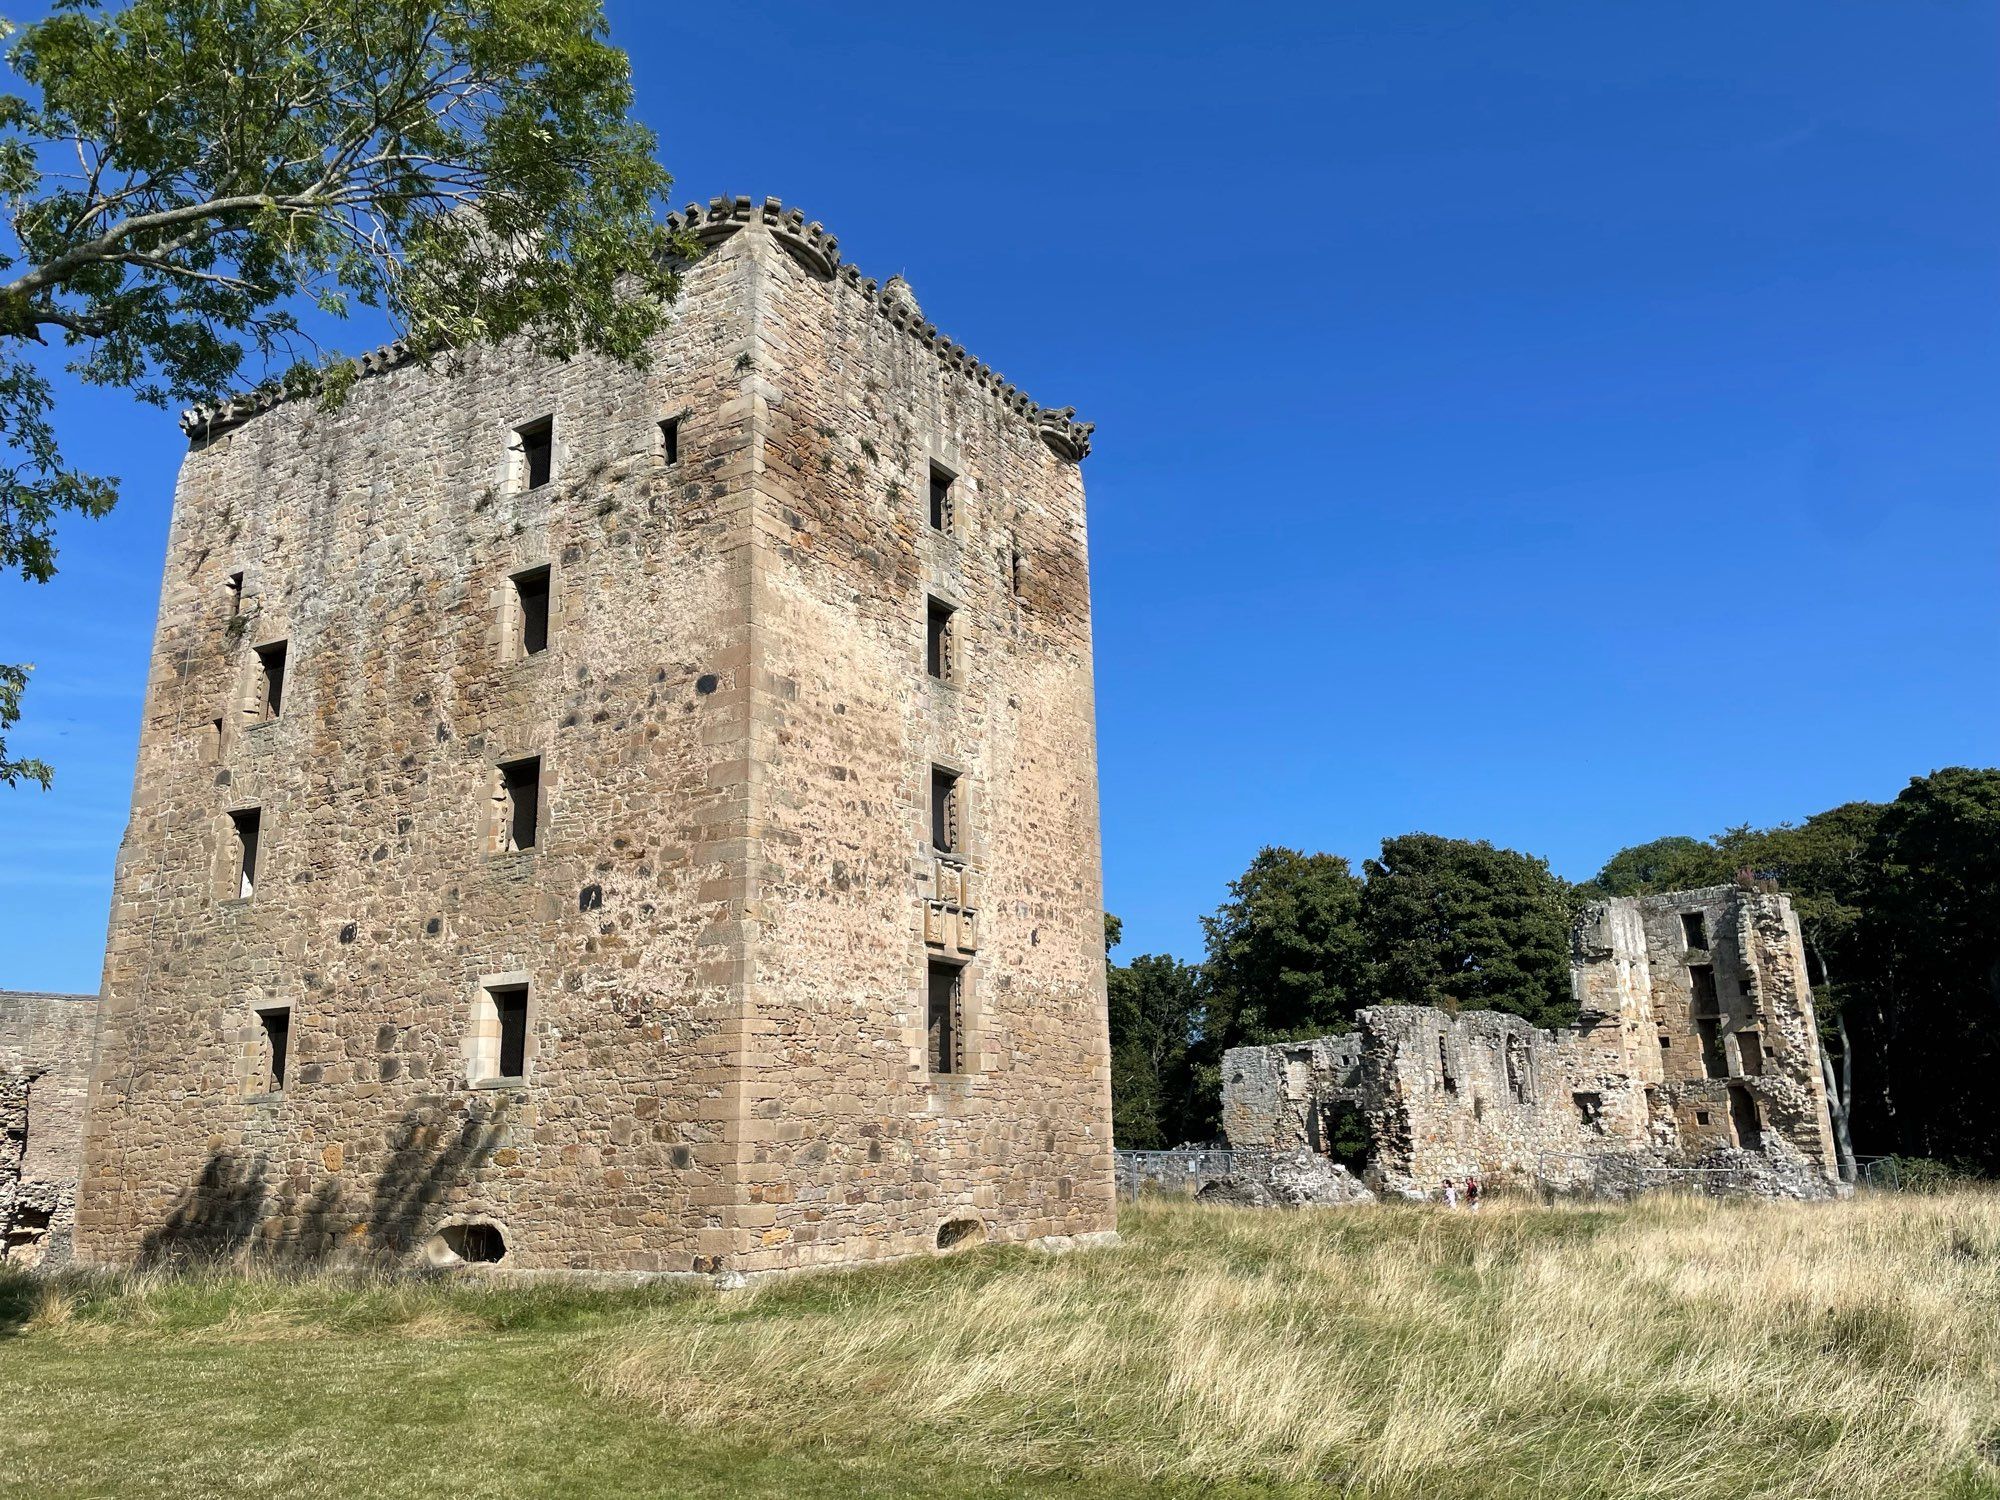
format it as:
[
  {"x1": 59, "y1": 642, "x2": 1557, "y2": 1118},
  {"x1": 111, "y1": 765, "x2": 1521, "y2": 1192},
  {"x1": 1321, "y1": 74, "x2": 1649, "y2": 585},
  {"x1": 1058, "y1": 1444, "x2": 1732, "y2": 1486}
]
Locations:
[
  {"x1": 728, "y1": 227, "x2": 1114, "y2": 1269},
  {"x1": 1358, "y1": 1006, "x2": 1654, "y2": 1198},
  {"x1": 1221, "y1": 1036, "x2": 1365, "y2": 1154},
  {"x1": 1, "y1": 991, "x2": 98, "y2": 1268},
  {"x1": 1220, "y1": 888, "x2": 1842, "y2": 1201},
  {"x1": 1633, "y1": 887, "x2": 1837, "y2": 1175},
  {"x1": 76, "y1": 242, "x2": 761, "y2": 1272}
]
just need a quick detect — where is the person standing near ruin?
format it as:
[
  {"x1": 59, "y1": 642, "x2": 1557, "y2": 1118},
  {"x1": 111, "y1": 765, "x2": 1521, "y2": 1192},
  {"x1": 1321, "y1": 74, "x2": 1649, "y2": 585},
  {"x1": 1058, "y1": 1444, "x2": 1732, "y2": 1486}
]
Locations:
[
  {"x1": 1442, "y1": 1179, "x2": 1459, "y2": 1209},
  {"x1": 1465, "y1": 1176, "x2": 1481, "y2": 1212}
]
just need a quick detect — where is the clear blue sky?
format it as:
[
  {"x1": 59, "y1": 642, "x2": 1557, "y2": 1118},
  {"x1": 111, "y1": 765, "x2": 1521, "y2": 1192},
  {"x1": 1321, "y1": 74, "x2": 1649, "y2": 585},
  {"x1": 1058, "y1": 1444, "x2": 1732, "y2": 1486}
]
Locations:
[{"x1": 2, "y1": 1, "x2": 1995, "y2": 991}]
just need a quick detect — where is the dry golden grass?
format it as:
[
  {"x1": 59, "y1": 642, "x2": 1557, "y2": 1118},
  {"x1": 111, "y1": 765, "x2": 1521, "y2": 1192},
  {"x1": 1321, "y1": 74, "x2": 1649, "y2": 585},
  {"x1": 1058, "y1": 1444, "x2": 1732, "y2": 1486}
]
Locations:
[{"x1": 589, "y1": 1191, "x2": 2000, "y2": 1498}]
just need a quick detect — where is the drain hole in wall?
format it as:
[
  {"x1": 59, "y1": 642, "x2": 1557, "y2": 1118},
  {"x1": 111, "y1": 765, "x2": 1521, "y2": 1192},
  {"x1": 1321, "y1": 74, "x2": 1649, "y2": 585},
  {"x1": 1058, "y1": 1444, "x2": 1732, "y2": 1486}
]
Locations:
[
  {"x1": 428, "y1": 1221, "x2": 507, "y2": 1266},
  {"x1": 936, "y1": 1217, "x2": 983, "y2": 1252}
]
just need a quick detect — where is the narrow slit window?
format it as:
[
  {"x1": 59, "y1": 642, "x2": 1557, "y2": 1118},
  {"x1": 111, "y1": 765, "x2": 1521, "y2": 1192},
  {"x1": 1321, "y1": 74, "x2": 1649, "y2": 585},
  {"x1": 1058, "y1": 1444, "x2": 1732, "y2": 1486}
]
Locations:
[
  {"x1": 515, "y1": 416, "x2": 554, "y2": 491},
  {"x1": 927, "y1": 960, "x2": 961, "y2": 1074},
  {"x1": 497, "y1": 757, "x2": 542, "y2": 852},
  {"x1": 660, "y1": 416, "x2": 681, "y2": 465},
  {"x1": 928, "y1": 463, "x2": 954, "y2": 533},
  {"x1": 1009, "y1": 541, "x2": 1022, "y2": 597},
  {"x1": 225, "y1": 571, "x2": 244, "y2": 618},
  {"x1": 258, "y1": 1008, "x2": 290, "y2": 1092},
  {"x1": 930, "y1": 766, "x2": 960, "y2": 855},
  {"x1": 1681, "y1": 911, "x2": 1708, "y2": 950},
  {"x1": 512, "y1": 567, "x2": 551, "y2": 657},
  {"x1": 926, "y1": 597, "x2": 955, "y2": 682},
  {"x1": 253, "y1": 640, "x2": 287, "y2": 720},
  {"x1": 230, "y1": 807, "x2": 261, "y2": 899},
  {"x1": 493, "y1": 985, "x2": 528, "y2": 1080}
]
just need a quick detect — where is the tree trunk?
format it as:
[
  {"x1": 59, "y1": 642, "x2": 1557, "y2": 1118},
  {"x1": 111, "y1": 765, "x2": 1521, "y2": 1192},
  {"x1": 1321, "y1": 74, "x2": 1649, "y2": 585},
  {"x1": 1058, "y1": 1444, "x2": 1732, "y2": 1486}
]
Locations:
[{"x1": 1821, "y1": 1044, "x2": 1857, "y2": 1184}]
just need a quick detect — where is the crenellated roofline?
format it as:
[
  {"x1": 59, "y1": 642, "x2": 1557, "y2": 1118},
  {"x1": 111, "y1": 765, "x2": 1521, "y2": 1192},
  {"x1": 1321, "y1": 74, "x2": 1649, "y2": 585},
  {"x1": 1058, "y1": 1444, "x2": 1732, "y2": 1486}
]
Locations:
[{"x1": 178, "y1": 194, "x2": 1094, "y2": 461}]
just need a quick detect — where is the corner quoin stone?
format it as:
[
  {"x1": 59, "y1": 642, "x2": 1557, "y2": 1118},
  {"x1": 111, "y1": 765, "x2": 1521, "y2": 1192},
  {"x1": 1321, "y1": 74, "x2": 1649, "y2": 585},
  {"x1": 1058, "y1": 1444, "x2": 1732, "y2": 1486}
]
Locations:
[{"x1": 73, "y1": 195, "x2": 1116, "y2": 1278}]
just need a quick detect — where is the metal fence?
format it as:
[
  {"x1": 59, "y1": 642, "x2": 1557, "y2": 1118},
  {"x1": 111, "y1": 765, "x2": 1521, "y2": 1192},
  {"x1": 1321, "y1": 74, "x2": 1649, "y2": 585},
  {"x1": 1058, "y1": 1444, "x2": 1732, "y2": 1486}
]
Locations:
[{"x1": 1114, "y1": 1148, "x2": 1244, "y2": 1201}]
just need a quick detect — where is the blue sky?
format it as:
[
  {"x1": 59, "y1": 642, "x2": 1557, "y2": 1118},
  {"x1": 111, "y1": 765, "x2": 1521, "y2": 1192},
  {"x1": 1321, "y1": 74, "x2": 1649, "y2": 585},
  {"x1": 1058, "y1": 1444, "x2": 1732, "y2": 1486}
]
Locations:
[{"x1": 2, "y1": 1, "x2": 1996, "y2": 991}]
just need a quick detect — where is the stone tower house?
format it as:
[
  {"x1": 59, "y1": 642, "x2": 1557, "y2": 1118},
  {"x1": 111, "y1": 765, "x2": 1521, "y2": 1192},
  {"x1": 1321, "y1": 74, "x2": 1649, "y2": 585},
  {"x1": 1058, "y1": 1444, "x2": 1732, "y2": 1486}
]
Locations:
[{"x1": 75, "y1": 196, "x2": 1116, "y2": 1276}]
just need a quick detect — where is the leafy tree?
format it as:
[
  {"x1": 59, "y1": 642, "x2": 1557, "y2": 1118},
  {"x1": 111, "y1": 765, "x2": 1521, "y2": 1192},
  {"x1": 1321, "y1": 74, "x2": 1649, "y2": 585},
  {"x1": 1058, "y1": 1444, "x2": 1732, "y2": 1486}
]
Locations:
[
  {"x1": 1845, "y1": 769, "x2": 2000, "y2": 1172},
  {"x1": 1361, "y1": 833, "x2": 1576, "y2": 1028},
  {"x1": 1200, "y1": 846, "x2": 1369, "y2": 1051},
  {"x1": 1586, "y1": 835, "x2": 1725, "y2": 897},
  {"x1": 0, "y1": 0, "x2": 683, "y2": 782},
  {"x1": 1105, "y1": 952, "x2": 1205, "y2": 1149}
]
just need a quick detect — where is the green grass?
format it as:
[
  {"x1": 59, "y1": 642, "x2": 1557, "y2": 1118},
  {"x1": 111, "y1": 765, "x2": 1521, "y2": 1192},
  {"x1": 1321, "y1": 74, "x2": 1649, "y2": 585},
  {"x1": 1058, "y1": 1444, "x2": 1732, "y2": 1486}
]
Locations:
[{"x1": 5, "y1": 1193, "x2": 2000, "y2": 1498}]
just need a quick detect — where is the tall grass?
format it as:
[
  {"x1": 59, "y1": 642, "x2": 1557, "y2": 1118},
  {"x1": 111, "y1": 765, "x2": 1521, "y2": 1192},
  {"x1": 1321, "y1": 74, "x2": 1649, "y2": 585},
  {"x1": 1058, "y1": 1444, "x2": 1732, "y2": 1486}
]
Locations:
[{"x1": 589, "y1": 1192, "x2": 2000, "y2": 1498}]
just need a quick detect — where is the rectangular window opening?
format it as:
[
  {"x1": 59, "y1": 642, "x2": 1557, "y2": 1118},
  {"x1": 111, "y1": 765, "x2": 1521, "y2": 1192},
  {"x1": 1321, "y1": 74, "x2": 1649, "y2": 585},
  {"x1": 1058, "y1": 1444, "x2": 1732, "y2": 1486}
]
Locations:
[
  {"x1": 492, "y1": 985, "x2": 529, "y2": 1080},
  {"x1": 1681, "y1": 911, "x2": 1708, "y2": 950},
  {"x1": 1737, "y1": 1031, "x2": 1764, "y2": 1077},
  {"x1": 225, "y1": 571, "x2": 244, "y2": 618},
  {"x1": 1728, "y1": 1084, "x2": 1763, "y2": 1150},
  {"x1": 230, "y1": 807, "x2": 261, "y2": 899},
  {"x1": 254, "y1": 640, "x2": 287, "y2": 720},
  {"x1": 512, "y1": 567, "x2": 551, "y2": 657},
  {"x1": 515, "y1": 417, "x2": 554, "y2": 491},
  {"x1": 1009, "y1": 541, "x2": 1022, "y2": 597},
  {"x1": 926, "y1": 596, "x2": 955, "y2": 682},
  {"x1": 498, "y1": 757, "x2": 542, "y2": 852},
  {"x1": 927, "y1": 960, "x2": 961, "y2": 1074},
  {"x1": 928, "y1": 463, "x2": 954, "y2": 533},
  {"x1": 1695, "y1": 1017, "x2": 1727, "y2": 1079},
  {"x1": 258, "y1": 1008, "x2": 290, "y2": 1092},
  {"x1": 929, "y1": 765, "x2": 960, "y2": 856},
  {"x1": 1689, "y1": 963, "x2": 1718, "y2": 1017},
  {"x1": 1572, "y1": 1090, "x2": 1605, "y2": 1132},
  {"x1": 660, "y1": 416, "x2": 680, "y2": 465}
]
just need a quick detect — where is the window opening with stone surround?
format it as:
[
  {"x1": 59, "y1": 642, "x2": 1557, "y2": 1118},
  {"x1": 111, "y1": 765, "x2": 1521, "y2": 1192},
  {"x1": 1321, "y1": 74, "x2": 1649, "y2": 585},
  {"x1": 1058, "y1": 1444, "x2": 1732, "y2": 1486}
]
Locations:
[
  {"x1": 228, "y1": 807, "x2": 261, "y2": 899},
  {"x1": 1505, "y1": 1033, "x2": 1531, "y2": 1104},
  {"x1": 513, "y1": 416, "x2": 554, "y2": 491},
  {"x1": 1682, "y1": 911, "x2": 1708, "y2": 950},
  {"x1": 927, "y1": 959, "x2": 962, "y2": 1074},
  {"x1": 1728, "y1": 1084, "x2": 1764, "y2": 1150},
  {"x1": 470, "y1": 982, "x2": 530, "y2": 1083},
  {"x1": 496, "y1": 757, "x2": 542, "y2": 852},
  {"x1": 225, "y1": 570, "x2": 243, "y2": 618},
  {"x1": 930, "y1": 765, "x2": 961, "y2": 856},
  {"x1": 256, "y1": 1007, "x2": 290, "y2": 1092},
  {"x1": 660, "y1": 416, "x2": 680, "y2": 465},
  {"x1": 926, "y1": 596, "x2": 956, "y2": 683},
  {"x1": 511, "y1": 566, "x2": 550, "y2": 658},
  {"x1": 1689, "y1": 963, "x2": 1719, "y2": 1017},
  {"x1": 252, "y1": 640, "x2": 287, "y2": 721},
  {"x1": 1696, "y1": 1017, "x2": 1727, "y2": 1079},
  {"x1": 929, "y1": 462, "x2": 955, "y2": 533},
  {"x1": 1437, "y1": 1033, "x2": 1456, "y2": 1095},
  {"x1": 1737, "y1": 1030, "x2": 1764, "y2": 1077},
  {"x1": 1573, "y1": 1090, "x2": 1605, "y2": 1132}
]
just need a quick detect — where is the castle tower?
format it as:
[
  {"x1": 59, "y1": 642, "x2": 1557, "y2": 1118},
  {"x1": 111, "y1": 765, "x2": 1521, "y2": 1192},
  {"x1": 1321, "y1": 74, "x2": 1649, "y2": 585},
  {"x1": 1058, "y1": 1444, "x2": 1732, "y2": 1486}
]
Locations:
[{"x1": 74, "y1": 196, "x2": 1116, "y2": 1276}]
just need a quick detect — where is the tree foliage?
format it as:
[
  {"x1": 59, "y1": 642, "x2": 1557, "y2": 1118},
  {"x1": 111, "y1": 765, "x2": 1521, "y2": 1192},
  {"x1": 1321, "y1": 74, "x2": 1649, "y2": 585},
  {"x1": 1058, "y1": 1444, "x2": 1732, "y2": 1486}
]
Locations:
[
  {"x1": 1360, "y1": 833, "x2": 1578, "y2": 1028},
  {"x1": 1586, "y1": 835, "x2": 1725, "y2": 898},
  {"x1": 0, "y1": 0, "x2": 683, "y2": 782},
  {"x1": 1105, "y1": 950, "x2": 1205, "y2": 1149},
  {"x1": 1200, "y1": 846, "x2": 1368, "y2": 1053}
]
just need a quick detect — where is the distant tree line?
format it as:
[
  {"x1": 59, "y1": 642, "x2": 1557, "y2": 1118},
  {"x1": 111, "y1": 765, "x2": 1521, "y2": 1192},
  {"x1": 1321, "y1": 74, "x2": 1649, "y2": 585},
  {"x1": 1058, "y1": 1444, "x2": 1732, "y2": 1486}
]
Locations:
[{"x1": 1107, "y1": 767, "x2": 2000, "y2": 1177}]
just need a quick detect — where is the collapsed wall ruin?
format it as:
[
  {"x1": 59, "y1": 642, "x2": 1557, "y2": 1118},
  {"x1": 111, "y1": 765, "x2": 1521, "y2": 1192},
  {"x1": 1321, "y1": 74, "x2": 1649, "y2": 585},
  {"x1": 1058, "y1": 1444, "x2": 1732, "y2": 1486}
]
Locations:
[
  {"x1": 1, "y1": 991, "x2": 98, "y2": 1269},
  {"x1": 75, "y1": 197, "x2": 1116, "y2": 1277},
  {"x1": 1222, "y1": 886, "x2": 1844, "y2": 1201}
]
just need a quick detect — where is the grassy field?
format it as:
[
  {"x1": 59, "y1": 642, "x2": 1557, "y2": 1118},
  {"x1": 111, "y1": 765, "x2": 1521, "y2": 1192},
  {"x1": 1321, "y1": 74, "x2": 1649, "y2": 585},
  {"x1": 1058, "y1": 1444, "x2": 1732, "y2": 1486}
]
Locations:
[{"x1": 5, "y1": 1191, "x2": 2000, "y2": 1498}]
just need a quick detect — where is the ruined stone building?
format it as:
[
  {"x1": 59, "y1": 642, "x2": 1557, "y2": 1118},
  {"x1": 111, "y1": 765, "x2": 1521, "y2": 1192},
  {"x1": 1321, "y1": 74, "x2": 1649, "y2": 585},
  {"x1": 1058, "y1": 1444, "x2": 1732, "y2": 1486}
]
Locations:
[
  {"x1": 2, "y1": 991, "x2": 98, "y2": 1269},
  {"x1": 1223, "y1": 886, "x2": 1844, "y2": 1199},
  {"x1": 74, "y1": 196, "x2": 1117, "y2": 1276}
]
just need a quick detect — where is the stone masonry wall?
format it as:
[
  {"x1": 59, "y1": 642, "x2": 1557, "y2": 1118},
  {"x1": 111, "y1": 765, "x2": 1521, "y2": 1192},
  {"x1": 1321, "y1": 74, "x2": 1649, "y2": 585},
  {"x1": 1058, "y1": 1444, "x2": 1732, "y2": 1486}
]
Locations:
[
  {"x1": 76, "y1": 197, "x2": 1113, "y2": 1274},
  {"x1": 1, "y1": 991, "x2": 99, "y2": 1269}
]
